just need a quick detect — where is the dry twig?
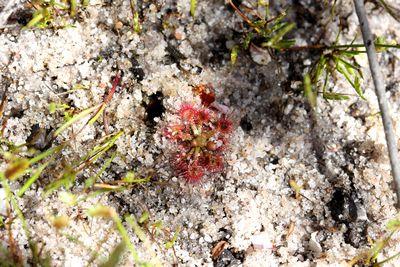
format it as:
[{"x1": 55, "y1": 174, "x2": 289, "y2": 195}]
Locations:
[{"x1": 353, "y1": 0, "x2": 400, "y2": 207}]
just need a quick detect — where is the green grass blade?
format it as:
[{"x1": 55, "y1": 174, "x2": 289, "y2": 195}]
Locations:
[
  {"x1": 44, "y1": 168, "x2": 77, "y2": 195},
  {"x1": 70, "y1": 0, "x2": 77, "y2": 17},
  {"x1": 243, "y1": 32, "x2": 253, "y2": 50},
  {"x1": 88, "y1": 105, "x2": 106, "y2": 125},
  {"x1": 337, "y1": 57, "x2": 361, "y2": 74},
  {"x1": 99, "y1": 243, "x2": 125, "y2": 267},
  {"x1": 376, "y1": 251, "x2": 400, "y2": 266},
  {"x1": 274, "y1": 39, "x2": 296, "y2": 49},
  {"x1": 82, "y1": 131, "x2": 123, "y2": 164},
  {"x1": 54, "y1": 105, "x2": 99, "y2": 137},
  {"x1": 323, "y1": 92, "x2": 350, "y2": 100},
  {"x1": 133, "y1": 11, "x2": 140, "y2": 33},
  {"x1": 264, "y1": 22, "x2": 295, "y2": 48},
  {"x1": 321, "y1": 69, "x2": 330, "y2": 94},
  {"x1": 18, "y1": 162, "x2": 49, "y2": 197},
  {"x1": 121, "y1": 172, "x2": 150, "y2": 184},
  {"x1": 165, "y1": 227, "x2": 180, "y2": 249},
  {"x1": 335, "y1": 58, "x2": 366, "y2": 100},
  {"x1": 25, "y1": 11, "x2": 44, "y2": 28},
  {"x1": 190, "y1": 0, "x2": 197, "y2": 17},
  {"x1": 303, "y1": 74, "x2": 316, "y2": 108},
  {"x1": 112, "y1": 215, "x2": 141, "y2": 264},
  {"x1": 313, "y1": 56, "x2": 327, "y2": 84},
  {"x1": 231, "y1": 45, "x2": 239, "y2": 65},
  {"x1": 84, "y1": 152, "x2": 117, "y2": 189},
  {"x1": 28, "y1": 145, "x2": 63, "y2": 165}
]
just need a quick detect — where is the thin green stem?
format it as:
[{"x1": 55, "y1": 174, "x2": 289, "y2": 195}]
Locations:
[
  {"x1": 283, "y1": 43, "x2": 400, "y2": 51},
  {"x1": 376, "y1": 251, "x2": 400, "y2": 266}
]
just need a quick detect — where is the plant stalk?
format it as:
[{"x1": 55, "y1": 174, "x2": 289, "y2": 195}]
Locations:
[
  {"x1": 282, "y1": 43, "x2": 400, "y2": 51},
  {"x1": 354, "y1": 0, "x2": 400, "y2": 208}
]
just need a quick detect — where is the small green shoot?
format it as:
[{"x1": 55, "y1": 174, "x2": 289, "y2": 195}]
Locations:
[
  {"x1": 25, "y1": 0, "x2": 88, "y2": 29},
  {"x1": 261, "y1": 22, "x2": 295, "y2": 49},
  {"x1": 303, "y1": 74, "x2": 316, "y2": 109},
  {"x1": 87, "y1": 205, "x2": 143, "y2": 265},
  {"x1": 133, "y1": 12, "x2": 141, "y2": 33},
  {"x1": 44, "y1": 167, "x2": 77, "y2": 195},
  {"x1": 303, "y1": 34, "x2": 373, "y2": 102},
  {"x1": 289, "y1": 179, "x2": 303, "y2": 200},
  {"x1": 138, "y1": 211, "x2": 149, "y2": 224},
  {"x1": 130, "y1": 0, "x2": 141, "y2": 33},
  {"x1": 17, "y1": 162, "x2": 49, "y2": 197},
  {"x1": 45, "y1": 131, "x2": 123, "y2": 194},
  {"x1": 228, "y1": 0, "x2": 295, "y2": 64},
  {"x1": 122, "y1": 171, "x2": 150, "y2": 184},
  {"x1": 70, "y1": 0, "x2": 77, "y2": 17},
  {"x1": 231, "y1": 45, "x2": 239, "y2": 65},
  {"x1": 84, "y1": 152, "x2": 117, "y2": 189},
  {"x1": 190, "y1": 0, "x2": 198, "y2": 17},
  {"x1": 49, "y1": 102, "x2": 70, "y2": 114},
  {"x1": 92, "y1": 172, "x2": 150, "y2": 192},
  {"x1": 350, "y1": 216, "x2": 400, "y2": 266},
  {"x1": 165, "y1": 227, "x2": 180, "y2": 249},
  {"x1": 54, "y1": 105, "x2": 100, "y2": 137},
  {"x1": 99, "y1": 243, "x2": 125, "y2": 267}
]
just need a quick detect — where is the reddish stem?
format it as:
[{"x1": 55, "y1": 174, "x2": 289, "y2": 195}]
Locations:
[{"x1": 104, "y1": 74, "x2": 121, "y2": 104}]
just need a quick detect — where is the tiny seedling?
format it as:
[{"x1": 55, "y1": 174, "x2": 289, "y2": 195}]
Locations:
[
  {"x1": 349, "y1": 216, "x2": 400, "y2": 266},
  {"x1": 300, "y1": 36, "x2": 400, "y2": 106},
  {"x1": 190, "y1": 0, "x2": 197, "y2": 17},
  {"x1": 128, "y1": 211, "x2": 179, "y2": 264},
  {"x1": 303, "y1": 33, "x2": 366, "y2": 104},
  {"x1": 98, "y1": 243, "x2": 125, "y2": 267},
  {"x1": 87, "y1": 205, "x2": 154, "y2": 266},
  {"x1": 130, "y1": 0, "x2": 141, "y2": 33},
  {"x1": 25, "y1": 0, "x2": 88, "y2": 29},
  {"x1": 228, "y1": 0, "x2": 295, "y2": 64},
  {"x1": 289, "y1": 179, "x2": 303, "y2": 200}
]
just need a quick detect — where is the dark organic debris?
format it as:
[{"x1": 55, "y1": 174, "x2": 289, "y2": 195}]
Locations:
[
  {"x1": 130, "y1": 57, "x2": 145, "y2": 82},
  {"x1": 143, "y1": 92, "x2": 165, "y2": 127},
  {"x1": 240, "y1": 116, "x2": 253, "y2": 132}
]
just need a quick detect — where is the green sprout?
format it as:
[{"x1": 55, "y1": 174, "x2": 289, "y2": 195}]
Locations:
[
  {"x1": 228, "y1": 0, "x2": 295, "y2": 64},
  {"x1": 25, "y1": 0, "x2": 88, "y2": 29},
  {"x1": 130, "y1": 0, "x2": 141, "y2": 33},
  {"x1": 301, "y1": 35, "x2": 399, "y2": 105},
  {"x1": 350, "y1": 216, "x2": 400, "y2": 266},
  {"x1": 190, "y1": 0, "x2": 198, "y2": 17}
]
